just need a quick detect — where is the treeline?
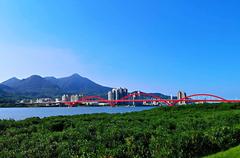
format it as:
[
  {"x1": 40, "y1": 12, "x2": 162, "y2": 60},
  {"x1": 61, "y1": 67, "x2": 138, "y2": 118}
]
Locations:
[{"x1": 1, "y1": 103, "x2": 240, "y2": 157}]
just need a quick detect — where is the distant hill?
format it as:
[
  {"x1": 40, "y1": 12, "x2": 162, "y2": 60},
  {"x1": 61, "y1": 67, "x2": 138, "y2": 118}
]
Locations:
[
  {"x1": 130, "y1": 91, "x2": 173, "y2": 99},
  {"x1": 54, "y1": 74, "x2": 111, "y2": 95},
  {"x1": 0, "y1": 84, "x2": 16, "y2": 98},
  {"x1": 0, "y1": 84, "x2": 15, "y2": 93},
  {"x1": 1, "y1": 74, "x2": 112, "y2": 98},
  {"x1": 153, "y1": 93, "x2": 177, "y2": 99},
  {"x1": 1, "y1": 74, "x2": 174, "y2": 99},
  {"x1": 2, "y1": 77, "x2": 21, "y2": 88},
  {"x1": 0, "y1": 87, "x2": 7, "y2": 97},
  {"x1": 2, "y1": 75, "x2": 61, "y2": 97}
]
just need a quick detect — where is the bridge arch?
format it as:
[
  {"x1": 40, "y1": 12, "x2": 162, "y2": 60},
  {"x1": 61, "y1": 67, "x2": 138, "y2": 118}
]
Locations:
[{"x1": 172, "y1": 93, "x2": 226, "y2": 106}]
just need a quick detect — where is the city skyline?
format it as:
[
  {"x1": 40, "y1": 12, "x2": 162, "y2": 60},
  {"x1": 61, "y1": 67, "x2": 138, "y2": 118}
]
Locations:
[{"x1": 1, "y1": 1, "x2": 240, "y2": 98}]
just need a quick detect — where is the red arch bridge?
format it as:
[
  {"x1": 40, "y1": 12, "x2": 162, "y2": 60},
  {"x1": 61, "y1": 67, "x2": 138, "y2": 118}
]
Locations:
[{"x1": 64, "y1": 91, "x2": 240, "y2": 107}]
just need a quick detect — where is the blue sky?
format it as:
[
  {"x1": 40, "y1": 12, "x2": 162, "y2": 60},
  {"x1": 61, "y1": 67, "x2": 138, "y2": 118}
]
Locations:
[{"x1": 0, "y1": 0, "x2": 240, "y2": 98}]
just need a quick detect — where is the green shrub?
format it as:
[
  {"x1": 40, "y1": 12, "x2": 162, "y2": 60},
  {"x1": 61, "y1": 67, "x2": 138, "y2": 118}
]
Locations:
[{"x1": 1, "y1": 103, "x2": 240, "y2": 157}]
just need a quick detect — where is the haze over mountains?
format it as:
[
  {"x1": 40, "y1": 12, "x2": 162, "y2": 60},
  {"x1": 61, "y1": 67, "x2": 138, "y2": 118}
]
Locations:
[{"x1": 0, "y1": 74, "x2": 111, "y2": 98}]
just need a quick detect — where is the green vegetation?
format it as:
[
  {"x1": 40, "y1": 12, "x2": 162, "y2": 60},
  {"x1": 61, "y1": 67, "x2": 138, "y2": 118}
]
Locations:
[
  {"x1": 1, "y1": 103, "x2": 240, "y2": 157},
  {"x1": 205, "y1": 145, "x2": 240, "y2": 158}
]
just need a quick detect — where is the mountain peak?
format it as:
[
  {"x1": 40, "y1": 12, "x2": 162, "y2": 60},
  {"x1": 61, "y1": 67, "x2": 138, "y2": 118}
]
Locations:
[
  {"x1": 10, "y1": 77, "x2": 19, "y2": 80},
  {"x1": 70, "y1": 73, "x2": 82, "y2": 78},
  {"x1": 28, "y1": 75, "x2": 43, "y2": 79},
  {"x1": 1, "y1": 74, "x2": 112, "y2": 97},
  {"x1": 45, "y1": 76, "x2": 57, "y2": 80},
  {"x1": 57, "y1": 73, "x2": 111, "y2": 94},
  {"x1": 2, "y1": 77, "x2": 21, "y2": 87},
  {"x1": 6, "y1": 77, "x2": 20, "y2": 82}
]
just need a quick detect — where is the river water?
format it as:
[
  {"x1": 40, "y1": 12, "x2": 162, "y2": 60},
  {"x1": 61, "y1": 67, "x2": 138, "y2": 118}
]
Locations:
[{"x1": 0, "y1": 106, "x2": 154, "y2": 120}]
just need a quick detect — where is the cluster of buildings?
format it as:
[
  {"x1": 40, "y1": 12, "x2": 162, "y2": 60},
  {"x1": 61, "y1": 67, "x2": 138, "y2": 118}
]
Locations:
[
  {"x1": 18, "y1": 88, "x2": 189, "y2": 106},
  {"x1": 108, "y1": 88, "x2": 128, "y2": 100},
  {"x1": 62, "y1": 94, "x2": 84, "y2": 102},
  {"x1": 19, "y1": 98, "x2": 60, "y2": 105},
  {"x1": 19, "y1": 94, "x2": 84, "y2": 105}
]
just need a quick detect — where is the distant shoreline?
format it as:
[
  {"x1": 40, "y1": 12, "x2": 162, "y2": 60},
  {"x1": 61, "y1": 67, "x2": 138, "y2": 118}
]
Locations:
[{"x1": 0, "y1": 103, "x2": 66, "y2": 108}]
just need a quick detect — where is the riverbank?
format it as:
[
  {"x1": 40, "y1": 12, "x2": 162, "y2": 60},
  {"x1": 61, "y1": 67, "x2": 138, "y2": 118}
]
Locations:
[{"x1": 1, "y1": 103, "x2": 240, "y2": 157}]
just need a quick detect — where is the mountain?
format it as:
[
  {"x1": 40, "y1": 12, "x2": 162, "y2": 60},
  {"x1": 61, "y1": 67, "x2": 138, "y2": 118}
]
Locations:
[
  {"x1": 18, "y1": 75, "x2": 61, "y2": 94},
  {"x1": 0, "y1": 84, "x2": 15, "y2": 93},
  {"x1": 55, "y1": 74, "x2": 111, "y2": 95},
  {"x1": 0, "y1": 85, "x2": 7, "y2": 97},
  {"x1": 0, "y1": 84, "x2": 16, "y2": 98},
  {"x1": 2, "y1": 74, "x2": 112, "y2": 98},
  {"x1": 1, "y1": 74, "x2": 172, "y2": 99},
  {"x1": 44, "y1": 77, "x2": 58, "y2": 84},
  {"x1": 2, "y1": 77, "x2": 21, "y2": 87},
  {"x1": 2, "y1": 75, "x2": 61, "y2": 97}
]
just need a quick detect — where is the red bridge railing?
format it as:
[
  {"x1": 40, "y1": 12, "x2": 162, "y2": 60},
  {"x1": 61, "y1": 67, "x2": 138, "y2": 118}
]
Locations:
[{"x1": 64, "y1": 91, "x2": 240, "y2": 107}]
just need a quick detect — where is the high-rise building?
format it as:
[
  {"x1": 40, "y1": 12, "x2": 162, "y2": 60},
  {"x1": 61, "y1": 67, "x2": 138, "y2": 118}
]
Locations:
[
  {"x1": 108, "y1": 88, "x2": 128, "y2": 101},
  {"x1": 177, "y1": 91, "x2": 187, "y2": 105},
  {"x1": 62, "y1": 94, "x2": 70, "y2": 102},
  {"x1": 70, "y1": 94, "x2": 81, "y2": 102},
  {"x1": 62, "y1": 94, "x2": 82, "y2": 102},
  {"x1": 108, "y1": 91, "x2": 114, "y2": 101}
]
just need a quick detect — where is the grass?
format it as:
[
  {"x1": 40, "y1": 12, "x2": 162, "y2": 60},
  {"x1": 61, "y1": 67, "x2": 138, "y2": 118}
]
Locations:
[{"x1": 205, "y1": 146, "x2": 240, "y2": 158}]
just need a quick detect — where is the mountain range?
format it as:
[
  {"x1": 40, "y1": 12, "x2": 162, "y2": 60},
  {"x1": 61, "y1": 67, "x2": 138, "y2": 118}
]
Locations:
[
  {"x1": 0, "y1": 74, "x2": 111, "y2": 98},
  {"x1": 0, "y1": 74, "x2": 172, "y2": 100}
]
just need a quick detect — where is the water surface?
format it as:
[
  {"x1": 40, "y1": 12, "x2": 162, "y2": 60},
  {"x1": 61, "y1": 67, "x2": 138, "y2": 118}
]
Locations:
[{"x1": 0, "y1": 106, "x2": 154, "y2": 120}]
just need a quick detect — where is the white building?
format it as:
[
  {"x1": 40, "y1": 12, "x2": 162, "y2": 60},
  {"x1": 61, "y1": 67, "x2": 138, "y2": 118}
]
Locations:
[
  {"x1": 177, "y1": 91, "x2": 187, "y2": 105},
  {"x1": 108, "y1": 88, "x2": 128, "y2": 100}
]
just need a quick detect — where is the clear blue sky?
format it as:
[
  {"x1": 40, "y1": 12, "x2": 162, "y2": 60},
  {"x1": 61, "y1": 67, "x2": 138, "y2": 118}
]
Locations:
[{"x1": 0, "y1": 0, "x2": 239, "y2": 98}]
